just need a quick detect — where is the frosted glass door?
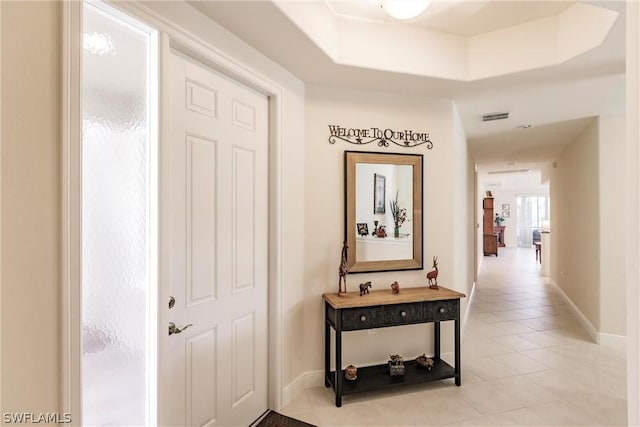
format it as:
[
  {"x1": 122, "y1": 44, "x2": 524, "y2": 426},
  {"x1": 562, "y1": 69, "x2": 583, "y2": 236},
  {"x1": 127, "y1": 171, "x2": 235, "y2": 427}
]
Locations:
[{"x1": 81, "y1": 3, "x2": 156, "y2": 426}]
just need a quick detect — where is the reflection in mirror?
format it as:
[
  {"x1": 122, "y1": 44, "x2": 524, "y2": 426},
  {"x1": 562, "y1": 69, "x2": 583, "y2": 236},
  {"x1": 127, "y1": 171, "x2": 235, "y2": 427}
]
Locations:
[
  {"x1": 345, "y1": 151, "x2": 423, "y2": 273},
  {"x1": 355, "y1": 163, "x2": 413, "y2": 261}
]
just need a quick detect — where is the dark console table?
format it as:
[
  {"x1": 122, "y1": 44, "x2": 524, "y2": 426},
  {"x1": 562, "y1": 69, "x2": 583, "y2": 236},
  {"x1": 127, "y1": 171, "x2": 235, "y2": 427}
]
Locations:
[{"x1": 323, "y1": 286, "x2": 465, "y2": 407}]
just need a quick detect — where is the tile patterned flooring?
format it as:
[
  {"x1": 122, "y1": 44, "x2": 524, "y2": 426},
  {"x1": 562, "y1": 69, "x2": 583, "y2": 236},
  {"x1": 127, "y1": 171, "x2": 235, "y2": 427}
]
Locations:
[{"x1": 282, "y1": 248, "x2": 628, "y2": 426}]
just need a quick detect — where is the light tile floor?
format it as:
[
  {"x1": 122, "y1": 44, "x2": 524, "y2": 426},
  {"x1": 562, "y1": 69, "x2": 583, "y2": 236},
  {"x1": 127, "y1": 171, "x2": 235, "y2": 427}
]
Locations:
[{"x1": 282, "y1": 248, "x2": 627, "y2": 426}]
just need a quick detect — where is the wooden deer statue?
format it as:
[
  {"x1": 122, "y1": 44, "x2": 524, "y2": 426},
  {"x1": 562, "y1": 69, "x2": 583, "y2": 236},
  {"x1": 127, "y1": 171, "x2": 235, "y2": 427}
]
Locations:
[
  {"x1": 426, "y1": 256, "x2": 439, "y2": 290},
  {"x1": 338, "y1": 241, "x2": 349, "y2": 296}
]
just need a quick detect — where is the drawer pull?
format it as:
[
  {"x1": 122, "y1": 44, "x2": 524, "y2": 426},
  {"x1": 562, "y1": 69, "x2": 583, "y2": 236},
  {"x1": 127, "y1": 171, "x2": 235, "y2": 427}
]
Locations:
[
  {"x1": 439, "y1": 307, "x2": 445, "y2": 314},
  {"x1": 360, "y1": 315, "x2": 366, "y2": 322},
  {"x1": 401, "y1": 311, "x2": 407, "y2": 317}
]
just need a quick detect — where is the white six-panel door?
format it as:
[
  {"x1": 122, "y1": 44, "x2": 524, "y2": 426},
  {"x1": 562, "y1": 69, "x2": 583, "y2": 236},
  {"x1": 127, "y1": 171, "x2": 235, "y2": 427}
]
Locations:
[{"x1": 160, "y1": 50, "x2": 269, "y2": 426}]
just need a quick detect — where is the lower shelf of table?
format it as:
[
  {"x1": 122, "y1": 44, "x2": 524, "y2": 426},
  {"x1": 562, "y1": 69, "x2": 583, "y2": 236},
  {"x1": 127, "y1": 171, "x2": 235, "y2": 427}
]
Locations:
[{"x1": 327, "y1": 359, "x2": 456, "y2": 396}]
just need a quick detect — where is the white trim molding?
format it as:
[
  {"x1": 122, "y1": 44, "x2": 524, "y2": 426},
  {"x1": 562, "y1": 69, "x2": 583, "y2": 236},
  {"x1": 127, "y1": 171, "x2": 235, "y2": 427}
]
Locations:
[
  {"x1": 547, "y1": 280, "x2": 599, "y2": 343},
  {"x1": 549, "y1": 280, "x2": 628, "y2": 347},
  {"x1": 462, "y1": 281, "x2": 476, "y2": 339},
  {"x1": 62, "y1": 0, "x2": 83, "y2": 422}
]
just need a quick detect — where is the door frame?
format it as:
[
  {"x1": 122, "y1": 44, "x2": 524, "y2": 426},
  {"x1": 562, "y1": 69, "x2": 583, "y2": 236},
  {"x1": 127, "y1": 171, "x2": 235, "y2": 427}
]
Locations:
[{"x1": 62, "y1": 0, "x2": 286, "y2": 421}]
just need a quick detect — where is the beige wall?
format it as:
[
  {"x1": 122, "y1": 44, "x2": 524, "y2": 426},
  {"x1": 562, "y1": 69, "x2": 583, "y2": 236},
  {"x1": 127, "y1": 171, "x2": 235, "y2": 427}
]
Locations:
[
  {"x1": 452, "y1": 104, "x2": 475, "y2": 307},
  {"x1": 303, "y1": 85, "x2": 473, "y2": 372},
  {"x1": 627, "y1": 2, "x2": 640, "y2": 422},
  {"x1": 549, "y1": 114, "x2": 627, "y2": 337},
  {"x1": 598, "y1": 114, "x2": 626, "y2": 336},
  {"x1": 1, "y1": 0, "x2": 61, "y2": 415},
  {"x1": 550, "y1": 119, "x2": 601, "y2": 330}
]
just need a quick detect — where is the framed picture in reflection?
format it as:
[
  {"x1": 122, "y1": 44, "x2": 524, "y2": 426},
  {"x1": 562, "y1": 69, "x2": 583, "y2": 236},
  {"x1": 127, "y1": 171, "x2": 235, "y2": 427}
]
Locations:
[{"x1": 374, "y1": 173, "x2": 386, "y2": 214}]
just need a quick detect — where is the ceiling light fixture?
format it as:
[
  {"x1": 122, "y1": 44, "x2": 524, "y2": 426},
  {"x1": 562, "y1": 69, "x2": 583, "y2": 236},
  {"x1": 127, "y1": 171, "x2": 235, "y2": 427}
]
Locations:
[{"x1": 381, "y1": 0, "x2": 431, "y2": 20}]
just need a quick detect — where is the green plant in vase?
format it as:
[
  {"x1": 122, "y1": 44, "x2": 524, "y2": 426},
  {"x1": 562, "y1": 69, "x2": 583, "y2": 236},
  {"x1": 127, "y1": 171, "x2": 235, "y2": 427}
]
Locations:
[
  {"x1": 389, "y1": 190, "x2": 408, "y2": 238},
  {"x1": 495, "y1": 213, "x2": 505, "y2": 226}
]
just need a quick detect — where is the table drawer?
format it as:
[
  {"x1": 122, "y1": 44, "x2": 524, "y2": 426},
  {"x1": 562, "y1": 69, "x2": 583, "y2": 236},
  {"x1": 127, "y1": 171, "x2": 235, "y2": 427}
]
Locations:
[
  {"x1": 423, "y1": 300, "x2": 458, "y2": 321},
  {"x1": 341, "y1": 306, "x2": 384, "y2": 330},
  {"x1": 384, "y1": 303, "x2": 423, "y2": 325}
]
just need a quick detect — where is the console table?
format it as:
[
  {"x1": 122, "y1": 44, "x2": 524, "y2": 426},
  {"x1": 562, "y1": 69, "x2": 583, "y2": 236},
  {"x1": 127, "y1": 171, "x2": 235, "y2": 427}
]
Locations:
[{"x1": 323, "y1": 286, "x2": 465, "y2": 407}]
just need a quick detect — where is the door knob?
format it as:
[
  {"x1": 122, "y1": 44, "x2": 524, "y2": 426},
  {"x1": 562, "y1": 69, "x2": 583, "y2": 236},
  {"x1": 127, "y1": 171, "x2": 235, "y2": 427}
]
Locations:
[{"x1": 169, "y1": 322, "x2": 193, "y2": 336}]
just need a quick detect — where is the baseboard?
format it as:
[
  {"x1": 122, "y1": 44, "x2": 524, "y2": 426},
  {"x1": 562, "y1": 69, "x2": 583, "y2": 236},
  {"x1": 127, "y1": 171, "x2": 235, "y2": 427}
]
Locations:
[
  {"x1": 281, "y1": 372, "x2": 307, "y2": 409},
  {"x1": 599, "y1": 332, "x2": 627, "y2": 348},
  {"x1": 303, "y1": 370, "x2": 325, "y2": 389},
  {"x1": 462, "y1": 281, "x2": 476, "y2": 339},
  {"x1": 547, "y1": 280, "x2": 600, "y2": 343}
]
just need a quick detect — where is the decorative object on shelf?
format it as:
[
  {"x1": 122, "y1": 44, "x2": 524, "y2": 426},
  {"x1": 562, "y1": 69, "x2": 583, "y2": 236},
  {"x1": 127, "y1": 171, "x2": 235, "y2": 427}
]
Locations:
[
  {"x1": 359, "y1": 281, "x2": 372, "y2": 296},
  {"x1": 426, "y1": 256, "x2": 439, "y2": 290},
  {"x1": 388, "y1": 354, "x2": 405, "y2": 376},
  {"x1": 389, "y1": 354, "x2": 403, "y2": 364},
  {"x1": 338, "y1": 241, "x2": 349, "y2": 296},
  {"x1": 494, "y1": 213, "x2": 505, "y2": 226},
  {"x1": 328, "y1": 124, "x2": 433, "y2": 149},
  {"x1": 345, "y1": 365, "x2": 357, "y2": 381},
  {"x1": 415, "y1": 353, "x2": 434, "y2": 371},
  {"x1": 356, "y1": 223, "x2": 369, "y2": 237},
  {"x1": 485, "y1": 191, "x2": 493, "y2": 198},
  {"x1": 371, "y1": 220, "x2": 378, "y2": 236},
  {"x1": 389, "y1": 190, "x2": 408, "y2": 238},
  {"x1": 390, "y1": 281, "x2": 400, "y2": 294},
  {"x1": 373, "y1": 173, "x2": 386, "y2": 214},
  {"x1": 374, "y1": 224, "x2": 387, "y2": 238}
]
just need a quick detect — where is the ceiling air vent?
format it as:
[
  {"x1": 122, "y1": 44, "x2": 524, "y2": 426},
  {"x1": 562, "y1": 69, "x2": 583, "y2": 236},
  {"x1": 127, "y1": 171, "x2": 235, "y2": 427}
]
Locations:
[
  {"x1": 488, "y1": 169, "x2": 532, "y2": 175},
  {"x1": 482, "y1": 112, "x2": 509, "y2": 122}
]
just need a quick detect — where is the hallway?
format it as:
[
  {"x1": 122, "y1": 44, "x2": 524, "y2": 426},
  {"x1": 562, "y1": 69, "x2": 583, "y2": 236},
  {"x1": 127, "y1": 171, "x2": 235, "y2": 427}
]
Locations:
[{"x1": 282, "y1": 248, "x2": 627, "y2": 426}]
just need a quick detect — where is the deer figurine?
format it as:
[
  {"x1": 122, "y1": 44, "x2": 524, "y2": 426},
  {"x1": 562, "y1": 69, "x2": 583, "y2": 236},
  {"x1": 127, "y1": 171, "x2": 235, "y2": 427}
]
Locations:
[
  {"x1": 338, "y1": 241, "x2": 349, "y2": 296},
  {"x1": 426, "y1": 256, "x2": 439, "y2": 290}
]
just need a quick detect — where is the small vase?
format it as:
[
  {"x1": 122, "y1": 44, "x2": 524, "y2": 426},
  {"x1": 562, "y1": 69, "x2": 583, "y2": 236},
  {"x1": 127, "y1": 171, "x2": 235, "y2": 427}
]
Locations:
[{"x1": 394, "y1": 225, "x2": 400, "y2": 238}]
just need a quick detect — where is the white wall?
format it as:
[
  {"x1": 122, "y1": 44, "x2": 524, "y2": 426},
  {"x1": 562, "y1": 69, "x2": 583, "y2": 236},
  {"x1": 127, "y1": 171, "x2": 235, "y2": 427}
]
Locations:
[
  {"x1": 304, "y1": 85, "x2": 474, "y2": 373},
  {"x1": 550, "y1": 120, "x2": 601, "y2": 331},
  {"x1": 549, "y1": 115, "x2": 627, "y2": 338},
  {"x1": 598, "y1": 114, "x2": 626, "y2": 337},
  {"x1": 452, "y1": 104, "x2": 475, "y2": 304},
  {"x1": 626, "y1": 3, "x2": 640, "y2": 423}
]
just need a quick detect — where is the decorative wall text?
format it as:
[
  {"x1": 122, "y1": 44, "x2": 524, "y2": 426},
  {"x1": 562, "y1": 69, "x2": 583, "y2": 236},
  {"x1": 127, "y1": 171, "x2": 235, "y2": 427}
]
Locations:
[{"x1": 328, "y1": 125, "x2": 433, "y2": 149}]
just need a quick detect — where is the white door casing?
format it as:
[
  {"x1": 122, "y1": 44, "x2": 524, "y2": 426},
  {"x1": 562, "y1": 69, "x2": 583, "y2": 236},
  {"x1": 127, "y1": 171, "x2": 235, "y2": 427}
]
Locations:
[{"x1": 160, "y1": 50, "x2": 269, "y2": 426}]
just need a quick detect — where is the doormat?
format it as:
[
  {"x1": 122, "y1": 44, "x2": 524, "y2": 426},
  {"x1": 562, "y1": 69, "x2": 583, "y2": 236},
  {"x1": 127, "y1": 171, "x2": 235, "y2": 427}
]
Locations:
[{"x1": 253, "y1": 410, "x2": 316, "y2": 427}]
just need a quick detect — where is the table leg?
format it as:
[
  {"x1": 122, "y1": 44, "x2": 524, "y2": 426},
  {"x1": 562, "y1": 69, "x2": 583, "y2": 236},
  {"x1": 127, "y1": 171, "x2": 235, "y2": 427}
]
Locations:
[
  {"x1": 335, "y1": 317, "x2": 342, "y2": 407},
  {"x1": 434, "y1": 321, "x2": 441, "y2": 360},
  {"x1": 455, "y1": 315, "x2": 461, "y2": 386},
  {"x1": 325, "y1": 306, "x2": 330, "y2": 387}
]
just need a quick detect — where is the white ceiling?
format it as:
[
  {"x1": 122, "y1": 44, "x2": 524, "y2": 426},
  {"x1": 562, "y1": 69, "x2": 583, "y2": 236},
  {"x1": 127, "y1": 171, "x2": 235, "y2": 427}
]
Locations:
[
  {"x1": 326, "y1": 0, "x2": 574, "y2": 37},
  {"x1": 189, "y1": 0, "x2": 626, "y2": 190}
]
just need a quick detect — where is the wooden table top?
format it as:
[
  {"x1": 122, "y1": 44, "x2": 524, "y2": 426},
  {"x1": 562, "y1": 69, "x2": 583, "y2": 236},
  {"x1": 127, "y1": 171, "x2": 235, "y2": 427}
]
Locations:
[{"x1": 323, "y1": 286, "x2": 465, "y2": 309}]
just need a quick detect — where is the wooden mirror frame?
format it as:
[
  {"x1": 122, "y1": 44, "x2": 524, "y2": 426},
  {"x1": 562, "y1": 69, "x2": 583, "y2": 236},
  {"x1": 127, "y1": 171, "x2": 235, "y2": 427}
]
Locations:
[{"x1": 345, "y1": 151, "x2": 423, "y2": 273}]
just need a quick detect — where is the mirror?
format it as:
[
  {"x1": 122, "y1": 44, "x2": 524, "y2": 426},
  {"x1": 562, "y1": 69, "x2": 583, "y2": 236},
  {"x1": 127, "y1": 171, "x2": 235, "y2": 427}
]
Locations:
[{"x1": 345, "y1": 151, "x2": 423, "y2": 273}]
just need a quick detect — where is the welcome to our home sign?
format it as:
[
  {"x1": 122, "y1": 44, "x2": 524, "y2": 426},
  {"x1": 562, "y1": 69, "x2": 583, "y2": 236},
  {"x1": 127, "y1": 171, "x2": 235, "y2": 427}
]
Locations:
[{"x1": 328, "y1": 125, "x2": 433, "y2": 149}]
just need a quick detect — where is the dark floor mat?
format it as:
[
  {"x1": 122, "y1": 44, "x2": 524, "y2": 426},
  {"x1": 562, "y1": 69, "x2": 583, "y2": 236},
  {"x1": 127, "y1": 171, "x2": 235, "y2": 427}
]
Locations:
[{"x1": 253, "y1": 410, "x2": 316, "y2": 427}]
